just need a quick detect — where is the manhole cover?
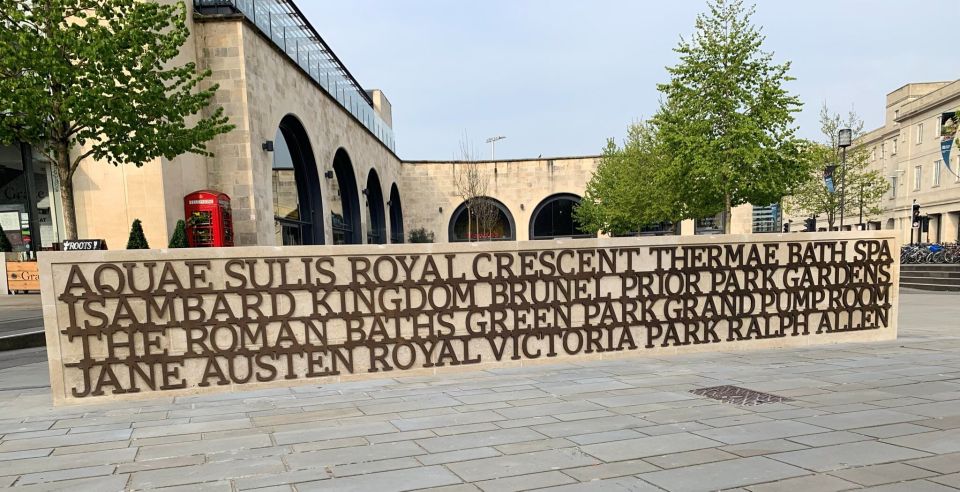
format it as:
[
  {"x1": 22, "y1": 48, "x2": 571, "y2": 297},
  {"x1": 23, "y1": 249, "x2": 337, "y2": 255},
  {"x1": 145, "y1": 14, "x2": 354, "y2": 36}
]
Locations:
[{"x1": 690, "y1": 385, "x2": 791, "y2": 406}]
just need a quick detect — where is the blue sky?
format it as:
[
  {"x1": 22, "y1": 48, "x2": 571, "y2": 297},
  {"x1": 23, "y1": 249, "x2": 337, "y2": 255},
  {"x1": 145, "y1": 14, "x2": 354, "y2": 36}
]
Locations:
[{"x1": 301, "y1": 1, "x2": 957, "y2": 161}]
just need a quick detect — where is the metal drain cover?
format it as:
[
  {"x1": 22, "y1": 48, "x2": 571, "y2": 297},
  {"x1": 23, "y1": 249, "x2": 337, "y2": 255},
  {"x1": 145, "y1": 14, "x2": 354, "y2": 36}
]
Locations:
[{"x1": 690, "y1": 385, "x2": 791, "y2": 406}]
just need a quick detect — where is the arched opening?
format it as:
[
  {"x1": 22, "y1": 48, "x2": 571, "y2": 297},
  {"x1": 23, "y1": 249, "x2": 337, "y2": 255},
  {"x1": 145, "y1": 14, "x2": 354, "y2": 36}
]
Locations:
[
  {"x1": 529, "y1": 193, "x2": 592, "y2": 240},
  {"x1": 272, "y1": 115, "x2": 323, "y2": 245},
  {"x1": 364, "y1": 169, "x2": 386, "y2": 244},
  {"x1": 389, "y1": 184, "x2": 404, "y2": 243},
  {"x1": 330, "y1": 148, "x2": 362, "y2": 245},
  {"x1": 448, "y1": 197, "x2": 515, "y2": 242}
]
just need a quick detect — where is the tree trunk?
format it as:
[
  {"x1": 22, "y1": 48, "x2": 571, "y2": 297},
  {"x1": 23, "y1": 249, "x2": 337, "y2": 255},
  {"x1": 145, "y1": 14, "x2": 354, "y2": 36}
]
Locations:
[
  {"x1": 56, "y1": 143, "x2": 79, "y2": 240},
  {"x1": 723, "y1": 193, "x2": 732, "y2": 234}
]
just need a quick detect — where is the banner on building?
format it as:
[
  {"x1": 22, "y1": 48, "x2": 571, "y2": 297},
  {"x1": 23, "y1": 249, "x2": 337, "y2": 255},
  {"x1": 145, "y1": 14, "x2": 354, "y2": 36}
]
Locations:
[
  {"x1": 942, "y1": 112, "x2": 958, "y2": 175},
  {"x1": 824, "y1": 165, "x2": 836, "y2": 193}
]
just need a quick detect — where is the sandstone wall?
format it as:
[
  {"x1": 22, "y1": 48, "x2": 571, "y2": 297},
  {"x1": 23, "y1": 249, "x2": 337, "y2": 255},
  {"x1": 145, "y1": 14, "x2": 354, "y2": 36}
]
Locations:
[{"x1": 41, "y1": 232, "x2": 899, "y2": 405}]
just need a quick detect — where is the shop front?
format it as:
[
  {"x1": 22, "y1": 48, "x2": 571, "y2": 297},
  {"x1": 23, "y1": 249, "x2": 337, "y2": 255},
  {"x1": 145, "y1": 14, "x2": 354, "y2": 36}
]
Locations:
[{"x1": 0, "y1": 143, "x2": 65, "y2": 257}]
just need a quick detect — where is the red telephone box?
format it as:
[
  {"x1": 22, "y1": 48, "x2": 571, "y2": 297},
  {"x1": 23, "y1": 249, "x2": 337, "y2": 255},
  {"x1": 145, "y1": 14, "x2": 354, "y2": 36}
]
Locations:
[{"x1": 184, "y1": 190, "x2": 234, "y2": 247}]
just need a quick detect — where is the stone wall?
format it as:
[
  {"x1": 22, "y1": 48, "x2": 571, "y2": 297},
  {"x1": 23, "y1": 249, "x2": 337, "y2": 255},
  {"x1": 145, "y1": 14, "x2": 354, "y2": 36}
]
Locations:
[{"x1": 40, "y1": 232, "x2": 899, "y2": 405}]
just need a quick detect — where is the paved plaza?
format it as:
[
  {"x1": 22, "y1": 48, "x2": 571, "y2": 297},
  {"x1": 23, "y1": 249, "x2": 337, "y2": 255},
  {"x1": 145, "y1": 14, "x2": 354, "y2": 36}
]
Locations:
[{"x1": 1, "y1": 290, "x2": 959, "y2": 491}]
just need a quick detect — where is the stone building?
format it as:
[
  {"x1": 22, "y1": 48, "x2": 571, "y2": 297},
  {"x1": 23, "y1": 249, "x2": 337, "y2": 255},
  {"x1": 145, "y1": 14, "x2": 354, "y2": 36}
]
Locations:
[
  {"x1": 858, "y1": 80, "x2": 960, "y2": 244},
  {"x1": 1, "y1": 0, "x2": 775, "y2": 253}
]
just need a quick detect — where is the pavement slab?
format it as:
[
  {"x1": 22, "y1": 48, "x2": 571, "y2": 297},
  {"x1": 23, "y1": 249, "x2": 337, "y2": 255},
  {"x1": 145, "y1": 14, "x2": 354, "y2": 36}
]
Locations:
[{"x1": 0, "y1": 291, "x2": 958, "y2": 490}]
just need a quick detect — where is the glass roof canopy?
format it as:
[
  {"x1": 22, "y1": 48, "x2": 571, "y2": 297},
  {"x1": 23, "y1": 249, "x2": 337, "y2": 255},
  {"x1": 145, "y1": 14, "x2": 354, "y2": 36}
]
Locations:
[{"x1": 194, "y1": 0, "x2": 396, "y2": 152}]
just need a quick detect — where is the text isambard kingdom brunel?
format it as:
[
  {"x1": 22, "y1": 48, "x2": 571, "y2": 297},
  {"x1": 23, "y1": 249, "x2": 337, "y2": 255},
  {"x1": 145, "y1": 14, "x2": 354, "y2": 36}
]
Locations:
[{"x1": 56, "y1": 240, "x2": 894, "y2": 397}]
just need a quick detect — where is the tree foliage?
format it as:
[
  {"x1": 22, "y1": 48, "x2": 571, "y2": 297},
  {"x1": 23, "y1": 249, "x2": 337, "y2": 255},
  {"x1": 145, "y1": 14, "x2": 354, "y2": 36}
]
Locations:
[
  {"x1": 784, "y1": 104, "x2": 890, "y2": 229},
  {"x1": 168, "y1": 219, "x2": 188, "y2": 248},
  {"x1": 0, "y1": 0, "x2": 234, "y2": 239},
  {"x1": 575, "y1": 122, "x2": 678, "y2": 235},
  {"x1": 651, "y1": 0, "x2": 807, "y2": 231},
  {"x1": 408, "y1": 228, "x2": 435, "y2": 243},
  {"x1": 126, "y1": 219, "x2": 149, "y2": 249}
]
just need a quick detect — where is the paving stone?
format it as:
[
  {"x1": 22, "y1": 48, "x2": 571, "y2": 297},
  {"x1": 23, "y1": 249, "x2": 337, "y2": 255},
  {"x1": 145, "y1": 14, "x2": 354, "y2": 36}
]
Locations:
[
  {"x1": 929, "y1": 472, "x2": 960, "y2": 489},
  {"x1": 417, "y1": 447, "x2": 501, "y2": 465},
  {"x1": 130, "y1": 418, "x2": 250, "y2": 439},
  {"x1": 639, "y1": 421, "x2": 712, "y2": 436},
  {"x1": 117, "y1": 455, "x2": 205, "y2": 474},
  {"x1": 692, "y1": 420, "x2": 828, "y2": 445},
  {"x1": 907, "y1": 452, "x2": 960, "y2": 474},
  {"x1": 446, "y1": 448, "x2": 598, "y2": 482},
  {"x1": 883, "y1": 428, "x2": 960, "y2": 454},
  {"x1": 580, "y1": 432, "x2": 721, "y2": 462},
  {"x1": 564, "y1": 459, "x2": 659, "y2": 481},
  {"x1": 546, "y1": 476, "x2": 662, "y2": 491},
  {"x1": 475, "y1": 470, "x2": 575, "y2": 491},
  {"x1": 366, "y1": 429, "x2": 435, "y2": 444},
  {"x1": 643, "y1": 448, "x2": 738, "y2": 469},
  {"x1": 432, "y1": 423, "x2": 501, "y2": 437},
  {"x1": 1, "y1": 474, "x2": 130, "y2": 492},
  {"x1": 0, "y1": 428, "x2": 132, "y2": 452},
  {"x1": 854, "y1": 423, "x2": 937, "y2": 438},
  {"x1": 273, "y1": 421, "x2": 398, "y2": 445},
  {"x1": 588, "y1": 391, "x2": 695, "y2": 408},
  {"x1": 769, "y1": 441, "x2": 931, "y2": 472},
  {"x1": 639, "y1": 456, "x2": 808, "y2": 492},
  {"x1": 829, "y1": 462, "x2": 937, "y2": 486},
  {"x1": 17, "y1": 464, "x2": 116, "y2": 485},
  {"x1": 136, "y1": 434, "x2": 272, "y2": 460},
  {"x1": 567, "y1": 429, "x2": 645, "y2": 445},
  {"x1": 697, "y1": 413, "x2": 772, "y2": 428},
  {"x1": 786, "y1": 430, "x2": 872, "y2": 447},
  {"x1": 493, "y1": 437, "x2": 576, "y2": 455},
  {"x1": 798, "y1": 410, "x2": 925, "y2": 431},
  {"x1": 494, "y1": 401, "x2": 604, "y2": 420},
  {"x1": 745, "y1": 474, "x2": 858, "y2": 492},
  {"x1": 0, "y1": 448, "x2": 51, "y2": 462},
  {"x1": 331, "y1": 456, "x2": 421, "y2": 477},
  {"x1": 721, "y1": 439, "x2": 808, "y2": 457},
  {"x1": 0, "y1": 447, "x2": 137, "y2": 476},
  {"x1": 286, "y1": 441, "x2": 425, "y2": 470},
  {"x1": 290, "y1": 436, "x2": 368, "y2": 453},
  {"x1": 235, "y1": 469, "x2": 332, "y2": 490},
  {"x1": 391, "y1": 411, "x2": 504, "y2": 432},
  {"x1": 130, "y1": 457, "x2": 285, "y2": 488},
  {"x1": 415, "y1": 428, "x2": 544, "y2": 453},
  {"x1": 296, "y1": 465, "x2": 462, "y2": 491},
  {"x1": 857, "y1": 479, "x2": 957, "y2": 491},
  {"x1": 530, "y1": 415, "x2": 647, "y2": 438}
]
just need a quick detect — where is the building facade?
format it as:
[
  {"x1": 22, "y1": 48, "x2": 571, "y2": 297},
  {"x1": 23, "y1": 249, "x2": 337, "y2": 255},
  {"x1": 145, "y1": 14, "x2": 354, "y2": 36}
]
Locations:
[
  {"x1": 859, "y1": 80, "x2": 960, "y2": 244},
  {"x1": 2, "y1": 0, "x2": 775, "y2": 254}
]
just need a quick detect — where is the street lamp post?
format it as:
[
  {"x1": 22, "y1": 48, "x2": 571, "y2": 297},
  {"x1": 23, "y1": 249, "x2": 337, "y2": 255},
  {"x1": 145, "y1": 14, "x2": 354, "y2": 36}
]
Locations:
[
  {"x1": 838, "y1": 128, "x2": 853, "y2": 230},
  {"x1": 486, "y1": 136, "x2": 506, "y2": 160}
]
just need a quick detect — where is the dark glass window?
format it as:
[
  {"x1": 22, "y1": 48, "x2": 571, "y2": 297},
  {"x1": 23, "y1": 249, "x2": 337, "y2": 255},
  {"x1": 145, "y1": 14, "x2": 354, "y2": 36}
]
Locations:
[{"x1": 530, "y1": 194, "x2": 591, "y2": 240}]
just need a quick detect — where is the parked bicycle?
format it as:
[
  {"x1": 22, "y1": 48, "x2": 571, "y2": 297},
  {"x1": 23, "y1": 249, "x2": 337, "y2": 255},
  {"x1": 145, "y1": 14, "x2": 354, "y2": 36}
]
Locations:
[{"x1": 900, "y1": 243, "x2": 960, "y2": 264}]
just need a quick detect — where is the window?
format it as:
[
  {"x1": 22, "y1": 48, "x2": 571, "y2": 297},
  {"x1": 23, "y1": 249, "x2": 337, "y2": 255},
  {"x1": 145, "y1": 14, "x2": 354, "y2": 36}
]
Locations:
[
  {"x1": 934, "y1": 160, "x2": 942, "y2": 187},
  {"x1": 890, "y1": 176, "x2": 897, "y2": 198},
  {"x1": 871, "y1": 147, "x2": 876, "y2": 161},
  {"x1": 916, "y1": 123, "x2": 923, "y2": 144},
  {"x1": 914, "y1": 165, "x2": 922, "y2": 190},
  {"x1": 880, "y1": 142, "x2": 885, "y2": 159},
  {"x1": 892, "y1": 137, "x2": 898, "y2": 155},
  {"x1": 894, "y1": 109, "x2": 900, "y2": 120}
]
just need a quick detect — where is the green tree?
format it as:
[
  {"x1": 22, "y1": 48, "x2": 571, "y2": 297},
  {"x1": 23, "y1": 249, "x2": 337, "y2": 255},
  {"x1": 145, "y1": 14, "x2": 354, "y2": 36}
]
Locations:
[
  {"x1": 575, "y1": 121, "x2": 678, "y2": 235},
  {"x1": 785, "y1": 104, "x2": 890, "y2": 230},
  {"x1": 652, "y1": 0, "x2": 807, "y2": 232},
  {"x1": 168, "y1": 219, "x2": 188, "y2": 248},
  {"x1": 0, "y1": 0, "x2": 233, "y2": 240},
  {"x1": 126, "y1": 219, "x2": 149, "y2": 249},
  {"x1": 0, "y1": 222, "x2": 12, "y2": 252}
]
